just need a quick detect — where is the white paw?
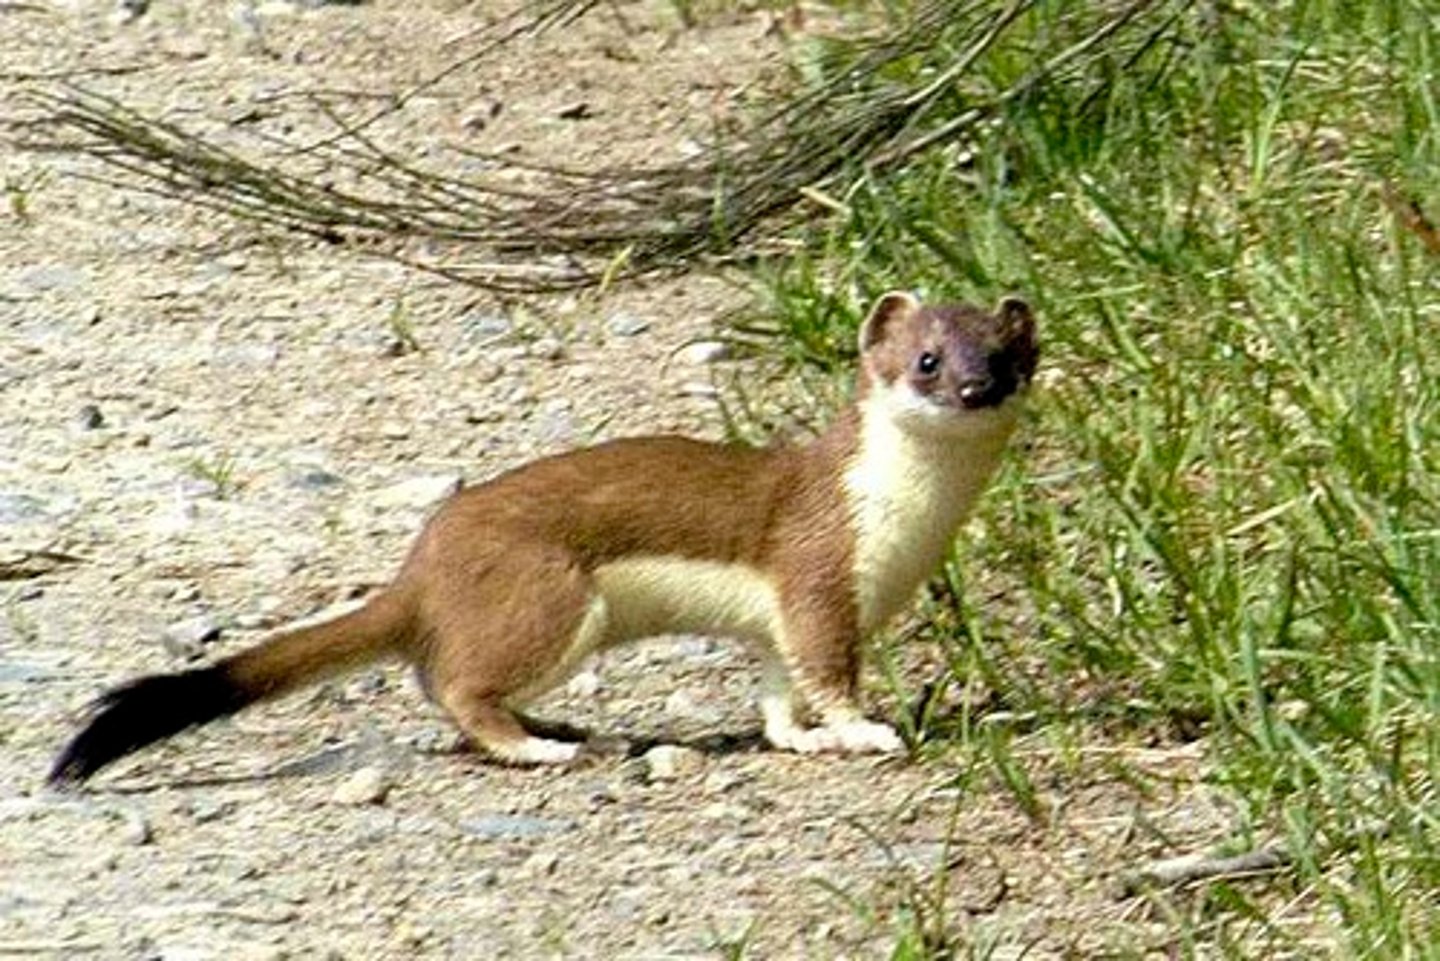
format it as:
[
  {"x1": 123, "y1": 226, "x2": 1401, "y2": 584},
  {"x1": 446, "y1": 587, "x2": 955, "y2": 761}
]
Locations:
[
  {"x1": 826, "y1": 718, "x2": 904, "y2": 754},
  {"x1": 766, "y1": 719, "x2": 903, "y2": 755},
  {"x1": 497, "y1": 737, "x2": 582, "y2": 766},
  {"x1": 764, "y1": 720, "x2": 821, "y2": 754}
]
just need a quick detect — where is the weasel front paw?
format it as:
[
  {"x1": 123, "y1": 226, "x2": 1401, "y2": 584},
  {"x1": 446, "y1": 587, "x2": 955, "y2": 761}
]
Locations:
[
  {"x1": 824, "y1": 718, "x2": 904, "y2": 754},
  {"x1": 766, "y1": 718, "x2": 903, "y2": 755}
]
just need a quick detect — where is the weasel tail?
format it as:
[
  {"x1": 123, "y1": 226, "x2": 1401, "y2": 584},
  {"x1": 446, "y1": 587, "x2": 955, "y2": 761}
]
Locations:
[{"x1": 49, "y1": 590, "x2": 413, "y2": 785}]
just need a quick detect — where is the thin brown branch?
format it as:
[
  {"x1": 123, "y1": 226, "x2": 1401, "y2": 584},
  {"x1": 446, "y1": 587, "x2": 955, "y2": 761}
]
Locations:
[
  {"x1": 1382, "y1": 181, "x2": 1440, "y2": 257},
  {"x1": 0, "y1": 547, "x2": 85, "y2": 581}
]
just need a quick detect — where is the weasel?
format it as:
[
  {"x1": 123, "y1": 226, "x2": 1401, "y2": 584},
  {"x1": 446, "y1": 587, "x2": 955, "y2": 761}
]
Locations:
[{"x1": 49, "y1": 292, "x2": 1037, "y2": 785}]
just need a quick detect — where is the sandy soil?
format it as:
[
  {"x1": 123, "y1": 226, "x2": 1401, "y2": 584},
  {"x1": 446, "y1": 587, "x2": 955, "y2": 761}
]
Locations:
[{"x1": 1, "y1": 2, "x2": 1227, "y2": 957}]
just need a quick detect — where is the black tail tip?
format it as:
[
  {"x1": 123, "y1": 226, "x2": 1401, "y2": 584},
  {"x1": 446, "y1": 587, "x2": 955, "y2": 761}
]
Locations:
[
  {"x1": 47, "y1": 667, "x2": 250, "y2": 788},
  {"x1": 47, "y1": 743, "x2": 99, "y2": 789}
]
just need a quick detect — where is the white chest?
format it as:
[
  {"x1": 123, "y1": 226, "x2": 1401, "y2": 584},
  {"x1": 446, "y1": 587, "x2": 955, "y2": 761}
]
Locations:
[{"x1": 843, "y1": 396, "x2": 1016, "y2": 631}]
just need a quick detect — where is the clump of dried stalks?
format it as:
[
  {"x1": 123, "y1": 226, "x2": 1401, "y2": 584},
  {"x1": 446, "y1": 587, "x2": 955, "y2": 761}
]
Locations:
[{"x1": 13, "y1": 0, "x2": 1189, "y2": 291}]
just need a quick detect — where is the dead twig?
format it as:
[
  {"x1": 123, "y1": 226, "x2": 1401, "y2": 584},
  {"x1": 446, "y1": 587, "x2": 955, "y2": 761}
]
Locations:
[
  {"x1": 12, "y1": 0, "x2": 1192, "y2": 290},
  {"x1": 1382, "y1": 181, "x2": 1440, "y2": 258},
  {"x1": 0, "y1": 547, "x2": 85, "y2": 581},
  {"x1": 1122, "y1": 843, "x2": 1291, "y2": 895}
]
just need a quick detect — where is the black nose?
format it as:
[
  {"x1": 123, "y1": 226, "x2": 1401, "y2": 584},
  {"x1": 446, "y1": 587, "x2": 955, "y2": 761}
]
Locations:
[{"x1": 958, "y1": 376, "x2": 999, "y2": 409}]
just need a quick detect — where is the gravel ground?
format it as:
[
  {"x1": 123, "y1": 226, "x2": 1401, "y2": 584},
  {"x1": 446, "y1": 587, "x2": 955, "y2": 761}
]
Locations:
[{"x1": 1, "y1": 2, "x2": 1226, "y2": 957}]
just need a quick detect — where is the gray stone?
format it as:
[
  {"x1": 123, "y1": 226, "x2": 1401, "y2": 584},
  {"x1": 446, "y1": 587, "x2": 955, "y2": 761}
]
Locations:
[
  {"x1": 460, "y1": 310, "x2": 513, "y2": 343},
  {"x1": 642, "y1": 744, "x2": 704, "y2": 782},
  {"x1": 459, "y1": 813, "x2": 577, "y2": 841},
  {"x1": 679, "y1": 381, "x2": 720, "y2": 399},
  {"x1": 265, "y1": 742, "x2": 366, "y2": 779},
  {"x1": 19, "y1": 264, "x2": 87, "y2": 293},
  {"x1": 662, "y1": 690, "x2": 724, "y2": 729},
  {"x1": 288, "y1": 467, "x2": 344, "y2": 491},
  {"x1": 75, "y1": 404, "x2": 105, "y2": 430},
  {"x1": 677, "y1": 340, "x2": 731, "y2": 365},
  {"x1": 530, "y1": 336, "x2": 565, "y2": 361},
  {"x1": 161, "y1": 614, "x2": 223, "y2": 661},
  {"x1": 331, "y1": 765, "x2": 393, "y2": 806},
  {"x1": 406, "y1": 728, "x2": 459, "y2": 755},
  {"x1": 535, "y1": 408, "x2": 576, "y2": 447},
  {"x1": 0, "y1": 658, "x2": 51, "y2": 684},
  {"x1": 212, "y1": 343, "x2": 280, "y2": 368},
  {"x1": 371, "y1": 473, "x2": 462, "y2": 511},
  {"x1": 463, "y1": 404, "x2": 504, "y2": 425},
  {"x1": 468, "y1": 867, "x2": 500, "y2": 888},
  {"x1": 565, "y1": 669, "x2": 601, "y2": 697},
  {"x1": 0, "y1": 491, "x2": 50, "y2": 525},
  {"x1": 606, "y1": 311, "x2": 650, "y2": 337},
  {"x1": 119, "y1": 809, "x2": 153, "y2": 846},
  {"x1": 187, "y1": 798, "x2": 235, "y2": 824},
  {"x1": 114, "y1": 0, "x2": 148, "y2": 22}
]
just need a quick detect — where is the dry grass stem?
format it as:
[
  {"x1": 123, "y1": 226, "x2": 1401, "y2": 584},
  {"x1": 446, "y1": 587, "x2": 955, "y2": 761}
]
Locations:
[{"x1": 8, "y1": 0, "x2": 1182, "y2": 290}]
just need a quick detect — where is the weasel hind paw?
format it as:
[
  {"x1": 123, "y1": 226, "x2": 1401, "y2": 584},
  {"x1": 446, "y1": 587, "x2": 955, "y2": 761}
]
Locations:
[{"x1": 490, "y1": 737, "x2": 582, "y2": 766}]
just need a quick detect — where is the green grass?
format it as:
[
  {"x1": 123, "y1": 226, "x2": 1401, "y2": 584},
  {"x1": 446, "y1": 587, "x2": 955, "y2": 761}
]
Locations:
[
  {"x1": 2, "y1": 166, "x2": 49, "y2": 225},
  {"x1": 183, "y1": 451, "x2": 243, "y2": 500},
  {"x1": 752, "y1": 1, "x2": 1440, "y2": 954}
]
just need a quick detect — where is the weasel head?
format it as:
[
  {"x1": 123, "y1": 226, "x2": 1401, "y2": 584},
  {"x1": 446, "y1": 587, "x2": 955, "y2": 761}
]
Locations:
[{"x1": 856, "y1": 291, "x2": 1038, "y2": 438}]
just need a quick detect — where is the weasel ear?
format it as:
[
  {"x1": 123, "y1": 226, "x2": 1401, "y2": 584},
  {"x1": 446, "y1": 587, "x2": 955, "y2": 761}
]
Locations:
[
  {"x1": 997, "y1": 295, "x2": 1039, "y2": 378},
  {"x1": 997, "y1": 295, "x2": 1033, "y2": 331},
  {"x1": 858, "y1": 291, "x2": 921, "y2": 353},
  {"x1": 997, "y1": 296, "x2": 1036, "y2": 342}
]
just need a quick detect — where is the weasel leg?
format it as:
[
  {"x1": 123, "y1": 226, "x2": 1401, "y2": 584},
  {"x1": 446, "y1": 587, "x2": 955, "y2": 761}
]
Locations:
[
  {"x1": 423, "y1": 544, "x2": 605, "y2": 765},
  {"x1": 442, "y1": 697, "x2": 581, "y2": 765},
  {"x1": 760, "y1": 651, "x2": 902, "y2": 756},
  {"x1": 759, "y1": 652, "x2": 811, "y2": 749}
]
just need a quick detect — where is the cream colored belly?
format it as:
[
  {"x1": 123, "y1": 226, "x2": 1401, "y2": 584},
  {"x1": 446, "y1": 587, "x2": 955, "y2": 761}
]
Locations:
[
  {"x1": 508, "y1": 556, "x2": 782, "y2": 704},
  {"x1": 591, "y1": 556, "x2": 783, "y2": 647}
]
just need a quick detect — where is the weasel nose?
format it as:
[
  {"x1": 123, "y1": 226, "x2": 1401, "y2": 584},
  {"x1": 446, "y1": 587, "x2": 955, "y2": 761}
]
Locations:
[{"x1": 958, "y1": 377, "x2": 998, "y2": 408}]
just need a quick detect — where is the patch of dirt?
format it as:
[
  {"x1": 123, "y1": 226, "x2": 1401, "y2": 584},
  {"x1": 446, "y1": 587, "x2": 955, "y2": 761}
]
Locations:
[{"x1": 2, "y1": 2, "x2": 1224, "y2": 957}]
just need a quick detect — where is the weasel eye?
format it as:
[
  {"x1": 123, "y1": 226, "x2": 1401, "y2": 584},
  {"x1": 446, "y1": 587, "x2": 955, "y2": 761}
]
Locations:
[{"x1": 916, "y1": 351, "x2": 941, "y2": 376}]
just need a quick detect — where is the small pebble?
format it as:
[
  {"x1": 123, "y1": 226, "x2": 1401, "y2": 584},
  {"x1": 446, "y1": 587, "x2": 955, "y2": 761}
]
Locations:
[
  {"x1": 677, "y1": 340, "x2": 730, "y2": 365},
  {"x1": 0, "y1": 491, "x2": 51, "y2": 525},
  {"x1": 642, "y1": 744, "x2": 704, "y2": 782},
  {"x1": 289, "y1": 467, "x2": 344, "y2": 491},
  {"x1": 20, "y1": 264, "x2": 87, "y2": 293},
  {"x1": 75, "y1": 404, "x2": 105, "y2": 430},
  {"x1": 331, "y1": 765, "x2": 393, "y2": 806},
  {"x1": 530, "y1": 336, "x2": 565, "y2": 361},
  {"x1": 460, "y1": 310, "x2": 513, "y2": 343},
  {"x1": 161, "y1": 613, "x2": 223, "y2": 661},
  {"x1": 679, "y1": 381, "x2": 720, "y2": 399},
  {"x1": 121, "y1": 811, "x2": 154, "y2": 847},
  {"x1": 566, "y1": 669, "x2": 601, "y2": 698},
  {"x1": 188, "y1": 798, "x2": 234, "y2": 824},
  {"x1": 459, "y1": 813, "x2": 576, "y2": 840},
  {"x1": 606, "y1": 311, "x2": 650, "y2": 337},
  {"x1": 371, "y1": 474, "x2": 463, "y2": 511}
]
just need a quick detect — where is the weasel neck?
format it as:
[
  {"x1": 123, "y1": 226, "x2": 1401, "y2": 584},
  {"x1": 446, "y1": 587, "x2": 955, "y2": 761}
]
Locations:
[{"x1": 841, "y1": 394, "x2": 1018, "y2": 631}]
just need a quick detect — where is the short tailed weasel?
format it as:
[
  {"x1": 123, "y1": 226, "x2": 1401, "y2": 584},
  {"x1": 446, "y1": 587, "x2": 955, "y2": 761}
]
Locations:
[{"x1": 49, "y1": 292, "x2": 1037, "y2": 785}]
